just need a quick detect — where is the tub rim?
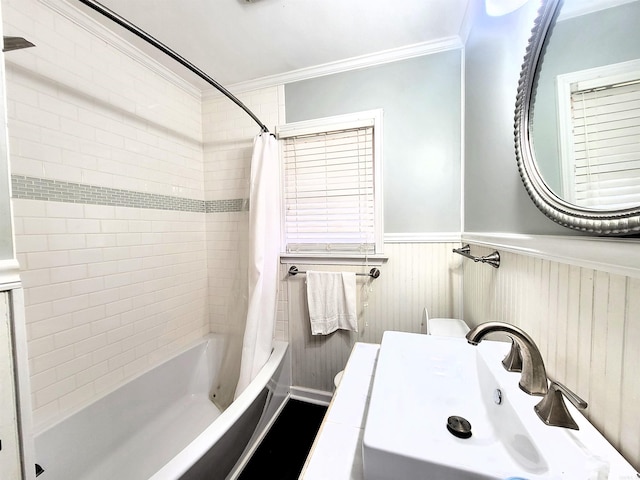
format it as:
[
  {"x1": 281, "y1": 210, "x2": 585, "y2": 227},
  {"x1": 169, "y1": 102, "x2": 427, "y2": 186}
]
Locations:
[{"x1": 148, "y1": 339, "x2": 289, "y2": 480}]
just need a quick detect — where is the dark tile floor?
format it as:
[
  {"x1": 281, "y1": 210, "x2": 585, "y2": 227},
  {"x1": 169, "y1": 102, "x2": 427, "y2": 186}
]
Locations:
[{"x1": 238, "y1": 399, "x2": 327, "y2": 480}]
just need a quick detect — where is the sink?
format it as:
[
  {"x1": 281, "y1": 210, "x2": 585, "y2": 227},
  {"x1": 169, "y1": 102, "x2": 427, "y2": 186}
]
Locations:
[{"x1": 362, "y1": 331, "x2": 637, "y2": 480}]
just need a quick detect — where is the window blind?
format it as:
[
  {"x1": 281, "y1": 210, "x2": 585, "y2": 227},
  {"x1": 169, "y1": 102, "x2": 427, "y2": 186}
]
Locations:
[
  {"x1": 571, "y1": 79, "x2": 640, "y2": 208},
  {"x1": 282, "y1": 126, "x2": 376, "y2": 253}
]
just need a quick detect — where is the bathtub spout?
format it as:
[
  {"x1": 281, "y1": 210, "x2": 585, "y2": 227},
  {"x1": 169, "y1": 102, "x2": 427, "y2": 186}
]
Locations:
[{"x1": 466, "y1": 321, "x2": 548, "y2": 396}]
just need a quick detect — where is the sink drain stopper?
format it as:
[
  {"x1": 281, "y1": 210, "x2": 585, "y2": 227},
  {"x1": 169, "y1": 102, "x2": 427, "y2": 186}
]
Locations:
[{"x1": 447, "y1": 416, "x2": 472, "y2": 439}]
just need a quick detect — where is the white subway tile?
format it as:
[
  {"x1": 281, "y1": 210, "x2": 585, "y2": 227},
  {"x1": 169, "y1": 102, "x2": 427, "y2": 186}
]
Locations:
[
  {"x1": 85, "y1": 234, "x2": 117, "y2": 248},
  {"x1": 71, "y1": 306, "x2": 105, "y2": 329},
  {"x1": 10, "y1": 156, "x2": 46, "y2": 177},
  {"x1": 83, "y1": 204, "x2": 116, "y2": 220},
  {"x1": 88, "y1": 287, "x2": 120, "y2": 307},
  {"x1": 28, "y1": 336, "x2": 55, "y2": 359},
  {"x1": 45, "y1": 202, "x2": 84, "y2": 218},
  {"x1": 57, "y1": 383, "x2": 96, "y2": 415},
  {"x1": 66, "y1": 218, "x2": 101, "y2": 234},
  {"x1": 69, "y1": 248, "x2": 103, "y2": 265},
  {"x1": 91, "y1": 315, "x2": 121, "y2": 337},
  {"x1": 43, "y1": 163, "x2": 82, "y2": 183},
  {"x1": 29, "y1": 314, "x2": 73, "y2": 342},
  {"x1": 30, "y1": 368, "x2": 59, "y2": 393},
  {"x1": 19, "y1": 268, "x2": 51, "y2": 288},
  {"x1": 56, "y1": 353, "x2": 92, "y2": 380},
  {"x1": 74, "y1": 333, "x2": 107, "y2": 357},
  {"x1": 49, "y1": 265, "x2": 87, "y2": 284},
  {"x1": 52, "y1": 294, "x2": 90, "y2": 317},
  {"x1": 53, "y1": 324, "x2": 92, "y2": 349},
  {"x1": 12, "y1": 199, "x2": 47, "y2": 218},
  {"x1": 91, "y1": 341, "x2": 122, "y2": 366},
  {"x1": 71, "y1": 277, "x2": 105, "y2": 296},
  {"x1": 34, "y1": 376, "x2": 76, "y2": 409},
  {"x1": 28, "y1": 283, "x2": 72, "y2": 305},
  {"x1": 23, "y1": 218, "x2": 67, "y2": 235},
  {"x1": 108, "y1": 348, "x2": 136, "y2": 371},
  {"x1": 24, "y1": 302, "x2": 54, "y2": 325},
  {"x1": 31, "y1": 344, "x2": 75, "y2": 376},
  {"x1": 105, "y1": 298, "x2": 132, "y2": 317},
  {"x1": 75, "y1": 361, "x2": 108, "y2": 387}
]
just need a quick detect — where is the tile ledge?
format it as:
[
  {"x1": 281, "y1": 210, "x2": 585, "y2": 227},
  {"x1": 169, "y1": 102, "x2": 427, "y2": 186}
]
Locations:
[{"x1": 462, "y1": 233, "x2": 640, "y2": 279}]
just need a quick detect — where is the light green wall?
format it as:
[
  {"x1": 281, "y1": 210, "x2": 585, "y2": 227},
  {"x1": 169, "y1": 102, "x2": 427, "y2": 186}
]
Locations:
[
  {"x1": 464, "y1": 1, "x2": 572, "y2": 234},
  {"x1": 285, "y1": 51, "x2": 462, "y2": 234}
]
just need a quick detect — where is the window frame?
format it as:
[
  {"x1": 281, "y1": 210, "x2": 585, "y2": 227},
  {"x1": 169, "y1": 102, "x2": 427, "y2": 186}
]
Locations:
[{"x1": 276, "y1": 109, "x2": 384, "y2": 263}]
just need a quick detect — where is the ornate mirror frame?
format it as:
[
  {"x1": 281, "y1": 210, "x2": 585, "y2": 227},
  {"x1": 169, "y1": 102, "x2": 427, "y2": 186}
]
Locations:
[{"x1": 514, "y1": 0, "x2": 640, "y2": 235}]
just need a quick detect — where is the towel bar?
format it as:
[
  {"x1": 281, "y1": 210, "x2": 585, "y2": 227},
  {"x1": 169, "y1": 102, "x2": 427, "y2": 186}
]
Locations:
[
  {"x1": 452, "y1": 244, "x2": 500, "y2": 268},
  {"x1": 288, "y1": 266, "x2": 381, "y2": 278}
]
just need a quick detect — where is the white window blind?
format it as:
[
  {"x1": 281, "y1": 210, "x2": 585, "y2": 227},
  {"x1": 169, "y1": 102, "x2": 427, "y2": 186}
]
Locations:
[
  {"x1": 570, "y1": 78, "x2": 640, "y2": 209},
  {"x1": 281, "y1": 122, "x2": 378, "y2": 254}
]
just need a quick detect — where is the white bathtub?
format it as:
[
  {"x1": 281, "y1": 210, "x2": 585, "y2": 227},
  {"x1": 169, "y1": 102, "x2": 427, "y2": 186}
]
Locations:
[{"x1": 34, "y1": 334, "x2": 290, "y2": 480}]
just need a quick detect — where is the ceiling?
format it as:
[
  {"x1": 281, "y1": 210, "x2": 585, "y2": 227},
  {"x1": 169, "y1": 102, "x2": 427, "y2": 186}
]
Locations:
[{"x1": 73, "y1": 0, "x2": 473, "y2": 90}]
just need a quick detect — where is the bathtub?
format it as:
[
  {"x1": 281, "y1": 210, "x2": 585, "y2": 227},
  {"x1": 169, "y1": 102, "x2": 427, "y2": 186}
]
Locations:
[{"x1": 34, "y1": 334, "x2": 290, "y2": 480}]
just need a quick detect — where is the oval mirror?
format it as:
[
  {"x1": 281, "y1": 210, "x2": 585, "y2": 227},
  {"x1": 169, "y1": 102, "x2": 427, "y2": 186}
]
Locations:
[{"x1": 515, "y1": 0, "x2": 640, "y2": 235}]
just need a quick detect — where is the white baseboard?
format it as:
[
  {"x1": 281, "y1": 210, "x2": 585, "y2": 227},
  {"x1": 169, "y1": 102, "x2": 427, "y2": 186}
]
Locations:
[{"x1": 289, "y1": 386, "x2": 333, "y2": 406}]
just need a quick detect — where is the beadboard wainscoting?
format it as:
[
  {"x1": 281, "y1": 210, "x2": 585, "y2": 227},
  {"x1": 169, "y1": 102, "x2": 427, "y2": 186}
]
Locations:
[
  {"x1": 462, "y1": 242, "x2": 640, "y2": 471},
  {"x1": 285, "y1": 242, "x2": 463, "y2": 395}
]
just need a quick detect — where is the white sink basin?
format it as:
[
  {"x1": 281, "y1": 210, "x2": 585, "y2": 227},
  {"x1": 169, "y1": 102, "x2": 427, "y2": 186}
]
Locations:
[{"x1": 362, "y1": 331, "x2": 637, "y2": 480}]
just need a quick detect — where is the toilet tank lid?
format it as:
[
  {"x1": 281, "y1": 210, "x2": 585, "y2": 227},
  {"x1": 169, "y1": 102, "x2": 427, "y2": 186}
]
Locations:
[{"x1": 427, "y1": 318, "x2": 470, "y2": 338}]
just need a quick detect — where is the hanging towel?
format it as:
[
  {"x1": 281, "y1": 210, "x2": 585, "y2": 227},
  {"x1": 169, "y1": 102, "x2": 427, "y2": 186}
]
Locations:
[{"x1": 306, "y1": 271, "x2": 357, "y2": 335}]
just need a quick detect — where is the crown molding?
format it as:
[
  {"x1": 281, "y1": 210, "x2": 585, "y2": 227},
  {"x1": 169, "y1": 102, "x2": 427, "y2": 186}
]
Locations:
[
  {"x1": 203, "y1": 36, "x2": 464, "y2": 98},
  {"x1": 39, "y1": 0, "x2": 202, "y2": 99},
  {"x1": 41, "y1": 1, "x2": 464, "y2": 101}
]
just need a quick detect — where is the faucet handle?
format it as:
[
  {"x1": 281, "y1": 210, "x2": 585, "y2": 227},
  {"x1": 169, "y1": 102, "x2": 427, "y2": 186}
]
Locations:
[
  {"x1": 534, "y1": 380, "x2": 587, "y2": 430},
  {"x1": 502, "y1": 338, "x2": 523, "y2": 372}
]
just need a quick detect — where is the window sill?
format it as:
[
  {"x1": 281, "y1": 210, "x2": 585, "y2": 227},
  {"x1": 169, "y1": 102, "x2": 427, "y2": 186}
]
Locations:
[{"x1": 279, "y1": 253, "x2": 388, "y2": 266}]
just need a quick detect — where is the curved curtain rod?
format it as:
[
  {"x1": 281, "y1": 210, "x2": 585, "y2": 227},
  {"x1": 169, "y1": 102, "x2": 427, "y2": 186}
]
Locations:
[{"x1": 76, "y1": 0, "x2": 270, "y2": 133}]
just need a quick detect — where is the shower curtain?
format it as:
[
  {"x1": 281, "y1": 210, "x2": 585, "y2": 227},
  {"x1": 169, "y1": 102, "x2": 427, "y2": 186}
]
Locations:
[{"x1": 235, "y1": 132, "x2": 280, "y2": 398}]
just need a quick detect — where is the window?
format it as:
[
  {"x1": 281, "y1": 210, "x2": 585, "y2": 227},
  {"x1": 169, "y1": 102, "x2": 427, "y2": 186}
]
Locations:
[
  {"x1": 276, "y1": 110, "x2": 383, "y2": 257},
  {"x1": 557, "y1": 60, "x2": 640, "y2": 209}
]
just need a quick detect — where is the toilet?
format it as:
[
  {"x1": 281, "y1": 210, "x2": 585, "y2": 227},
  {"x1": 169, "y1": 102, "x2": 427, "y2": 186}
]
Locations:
[
  {"x1": 333, "y1": 308, "x2": 469, "y2": 388},
  {"x1": 422, "y1": 307, "x2": 470, "y2": 337}
]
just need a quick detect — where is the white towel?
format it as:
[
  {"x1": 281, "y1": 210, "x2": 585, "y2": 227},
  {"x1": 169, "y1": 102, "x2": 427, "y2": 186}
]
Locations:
[{"x1": 306, "y1": 271, "x2": 357, "y2": 335}]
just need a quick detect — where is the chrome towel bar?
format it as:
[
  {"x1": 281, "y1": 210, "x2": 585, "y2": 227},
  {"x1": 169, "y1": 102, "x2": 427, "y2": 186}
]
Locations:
[
  {"x1": 288, "y1": 266, "x2": 381, "y2": 278},
  {"x1": 453, "y1": 244, "x2": 500, "y2": 269}
]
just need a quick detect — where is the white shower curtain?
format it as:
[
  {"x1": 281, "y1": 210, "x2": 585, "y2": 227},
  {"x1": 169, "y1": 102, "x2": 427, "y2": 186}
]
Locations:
[{"x1": 235, "y1": 132, "x2": 280, "y2": 398}]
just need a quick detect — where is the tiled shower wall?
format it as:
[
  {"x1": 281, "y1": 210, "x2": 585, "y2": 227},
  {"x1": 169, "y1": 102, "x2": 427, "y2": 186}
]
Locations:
[
  {"x1": 463, "y1": 244, "x2": 640, "y2": 471},
  {"x1": 202, "y1": 86, "x2": 285, "y2": 335},
  {"x1": 4, "y1": 0, "x2": 209, "y2": 430},
  {"x1": 201, "y1": 86, "x2": 285, "y2": 408},
  {"x1": 287, "y1": 242, "x2": 463, "y2": 393}
]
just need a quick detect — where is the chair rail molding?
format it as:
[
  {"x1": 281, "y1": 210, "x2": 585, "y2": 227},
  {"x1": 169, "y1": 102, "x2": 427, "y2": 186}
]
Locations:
[{"x1": 462, "y1": 232, "x2": 640, "y2": 279}]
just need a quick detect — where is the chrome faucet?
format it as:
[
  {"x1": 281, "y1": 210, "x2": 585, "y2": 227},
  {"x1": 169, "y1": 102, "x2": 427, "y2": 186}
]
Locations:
[{"x1": 465, "y1": 321, "x2": 548, "y2": 396}]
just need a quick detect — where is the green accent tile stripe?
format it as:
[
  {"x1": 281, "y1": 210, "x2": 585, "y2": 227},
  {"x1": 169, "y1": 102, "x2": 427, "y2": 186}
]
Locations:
[
  {"x1": 11, "y1": 175, "x2": 247, "y2": 213},
  {"x1": 206, "y1": 198, "x2": 248, "y2": 213}
]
